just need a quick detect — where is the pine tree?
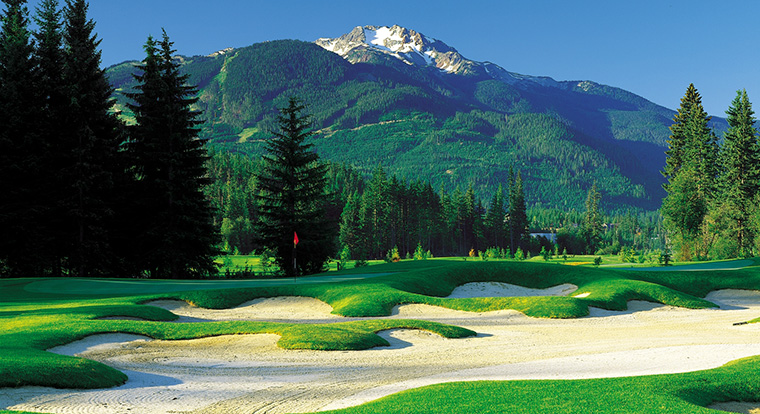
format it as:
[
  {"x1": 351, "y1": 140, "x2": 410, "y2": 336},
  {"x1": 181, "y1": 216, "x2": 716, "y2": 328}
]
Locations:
[
  {"x1": 716, "y1": 90, "x2": 760, "y2": 257},
  {"x1": 663, "y1": 84, "x2": 698, "y2": 180},
  {"x1": 582, "y1": 181, "x2": 603, "y2": 254},
  {"x1": 460, "y1": 183, "x2": 477, "y2": 253},
  {"x1": 33, "y1": 0, "x2": 65, "y2": 275},
  {"x1": 484, "y1": 184, "x2": 506, "y2": 248},
  {"x1": 663, "y1": 83, "x2": 718, "y2": 192},
  {"x1": 361, "y1": 165, "x2": 389, "y2": 258},
  {"x1": 661, "y1": 166, "x2": 705, "y2": 260},
  {"x1": 508, "y1": 168, "x2": 529, "y2": 253},
  {"x1": 661, "y1": 84, "x2": 718, "y2": 260},
  {"x1": 339, "y1": 190, "x2": 364, "y2": 259},
  {"x1": 256, "y1": 97, "x2": 333, "y2": 276},
  {"x1": 0, "y1": 0, "x2": 45, "y2": 276},
  {"x1": 127, "y1": 31, "x2": 219, "y2": 278},
  {"x1": 56, "y1": 0, "x2": 125, "y2": 276}
]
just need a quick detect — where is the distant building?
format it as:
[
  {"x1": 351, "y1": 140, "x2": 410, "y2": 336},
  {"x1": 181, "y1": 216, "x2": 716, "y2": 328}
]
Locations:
[{"x1": 530, "y1": 232, "x2": 557, "y2": 243}]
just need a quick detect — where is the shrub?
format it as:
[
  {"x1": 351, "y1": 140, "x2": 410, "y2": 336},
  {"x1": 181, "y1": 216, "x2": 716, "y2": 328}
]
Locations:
[
  {"x1": 413, "y1": 243, "x2": 426, "y2": 260},
  {"x1": 540, "y1": 246, "x2": 550, "y2": 261},
  {"x1": 355, "y1": 259, "x2": 368, "y2": 267},
  {"x1": 386, "y1": 246, "x2": 401, "y2": 263},
  {"x1": 338, "y1": 246, "x2": 350, "y2": 270}
]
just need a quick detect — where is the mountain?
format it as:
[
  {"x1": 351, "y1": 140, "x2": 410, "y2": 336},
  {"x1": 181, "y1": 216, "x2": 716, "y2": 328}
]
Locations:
[
  {"x1": 106, "y1": 25, "x2": 726, "y2": 212},
  {"x1": 316, "y1": 25, "x2": 560, "y2": 86}
]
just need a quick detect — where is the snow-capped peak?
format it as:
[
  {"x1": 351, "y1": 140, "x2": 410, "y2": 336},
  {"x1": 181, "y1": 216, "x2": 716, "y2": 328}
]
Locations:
[
  {"x1": 316, "y1": 25, "x2": 460, "y2": 72},
  {"x1": 316, "y1": 25, "x2": 560, "y2": 87}
]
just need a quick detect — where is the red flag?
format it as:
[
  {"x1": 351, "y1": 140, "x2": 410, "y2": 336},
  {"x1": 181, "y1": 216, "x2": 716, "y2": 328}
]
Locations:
[{"x1": 294, "y1": 231, "x2": 299, "y2": 246}]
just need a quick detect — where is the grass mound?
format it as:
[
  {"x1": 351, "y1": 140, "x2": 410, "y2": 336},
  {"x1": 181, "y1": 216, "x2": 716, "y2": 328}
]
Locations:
[{"x1": 307, "y1": 355, "x2": 760, "y2": 414}]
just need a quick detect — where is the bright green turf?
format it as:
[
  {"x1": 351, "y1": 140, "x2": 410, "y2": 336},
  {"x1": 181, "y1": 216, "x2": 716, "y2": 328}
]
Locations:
[
  {"x1": 305, "y1": 355, "x2": 760, "y2": 413},
  {"x1": 2, "y1": 258, "x2": 760, "y2": 414}
]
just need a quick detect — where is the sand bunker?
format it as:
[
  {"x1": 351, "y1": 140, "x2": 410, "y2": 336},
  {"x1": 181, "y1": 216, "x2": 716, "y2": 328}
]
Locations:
[
  {"x1": 446, "y1": 282, "x2": 578, "y2": 298},
  {"x1": 4, "y1": 289, "x2": 760, "y2": 414},
  {"x1": 147, "y1": 296, "x2": 343, "y2": 323},
  {"x1": 709, "y1": 401, "x2": 760, "y2": 414}
]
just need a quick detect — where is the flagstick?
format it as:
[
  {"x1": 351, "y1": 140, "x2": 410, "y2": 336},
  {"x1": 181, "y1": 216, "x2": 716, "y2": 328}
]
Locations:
[{"x1": 293, "y1": 231, "x2": 298, "y2": 284}]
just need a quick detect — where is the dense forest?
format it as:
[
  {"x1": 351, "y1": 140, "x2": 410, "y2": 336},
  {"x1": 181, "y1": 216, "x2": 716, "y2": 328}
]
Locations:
[
  {"x1": 662, "y1": 85, "x2": 760, "y2": 260},
  {"x1": 207, "y1": 149, "x2": 669, "y2": 264},
  {"x1": 0, "y1": 0, "x2": 218, "y2": 278}
]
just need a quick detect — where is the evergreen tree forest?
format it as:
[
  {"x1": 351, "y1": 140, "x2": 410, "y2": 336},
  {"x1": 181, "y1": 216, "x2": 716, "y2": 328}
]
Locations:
[
  {"x1": 207, "y1": 147, "x2": 671, "y2": 264},
  {"x1": 662, "y1": 85, "x2": 760, "y2": 260},
  {"x1": 0, "y1": 0, "x2": 218, "y2": 278}
]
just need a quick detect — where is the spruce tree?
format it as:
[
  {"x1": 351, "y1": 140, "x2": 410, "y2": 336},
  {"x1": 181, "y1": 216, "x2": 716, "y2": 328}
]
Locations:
[
  {"x1": 582, "y1": 181, "x2": 603, "y2": 254},
  {"x1": 360, "y1": 165, "x2": 389, "y2": 259},
  {"x1": 484, "y1": 184, "x2": 506, "y2": 248},
  {"x1": 127, "y1": 31, "x2": 219, "y2": 278},
  {"x1": 256, "y1": 97, "x2": 333, "y2": 276},
  {"x1": 663, "y1": 84, "x2": 698, "y2": 180},
  {"x1": 33, "y1": 0, "x2": 65, "y2": 275},
  {"x1": 0, "y1": 0, "x2": 44, "y2": 276},
  {"x1": 508, "y1": 168, "x2": 529, "y2": 253},
  {"x1": 57, "y1": 0, "x2": 125, "y2": 276},
  {"x1": 661, "y1": 84, "x2": 718, "y2": 260},
  {"x1": 716, "y1": 90, "x2": 760, "y2": 257}
]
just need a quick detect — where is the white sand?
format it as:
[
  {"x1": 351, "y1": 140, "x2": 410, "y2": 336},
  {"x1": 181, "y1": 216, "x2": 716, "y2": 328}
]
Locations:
[
  {"x1": 446, "y1": 281, "x2": 578, "y2": 298},
  {"x1": 709, "y1": 401, "x2": 760, "y2": 413},
  {"x1": 3, "y1": 286, "x2": 760, "y2": 414}
]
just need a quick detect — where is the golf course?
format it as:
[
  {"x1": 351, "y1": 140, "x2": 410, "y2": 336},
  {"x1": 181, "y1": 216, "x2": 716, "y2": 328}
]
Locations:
[{"x1": 3, "y1": 258, "x2": 760, "y2": 413}]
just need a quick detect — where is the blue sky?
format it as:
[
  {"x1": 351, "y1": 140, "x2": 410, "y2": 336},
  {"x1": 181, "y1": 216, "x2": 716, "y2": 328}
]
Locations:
[{"x1": 24, "y1": 0, "x2": 760, "y2": 116}]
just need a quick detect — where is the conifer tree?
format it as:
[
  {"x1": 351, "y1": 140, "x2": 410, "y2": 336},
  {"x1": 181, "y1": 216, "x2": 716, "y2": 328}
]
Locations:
[
  {"x1": 127, "y1": 31, "x2": 219, "y2": 278},
  {"x1": 339, "y1": 190, "x2": 364, "y2": 259},
  {"x1": 663, "y1": 84, "x2": 698, "y2": 180},
  {"x1": 715, "y1": 90, "x2": 760, "y2": 257},
  {"x1": 0, "y1": 0, "x2": 44, "y2": 276},
  {"x1": 582, "y1": 181, "x2": 603, "y2": 254},
  {"x1": 508, "y1": 168, "x2": 529, "y2": 253},
  {"x1": 33, "y1": 0, "x2": 65, "y2": 275},
  {"x1": 361, "y1": 165, "x2": 389, "y2": 258},
  {"x1": 485, "y1": 183, "x2": 506, "y2": 248},
  {"x1": 661, "y1": 84, "x2": 718, "y2": 260},
  {"x1": 57, "y1": 0, "x2": 125, "y2": 276},
  {"x1": 461, "y1": 183, "x2": 477, "y2": 253},
  {"x1": 256, "y1": 97, "x2": 333, "y2": 276}
]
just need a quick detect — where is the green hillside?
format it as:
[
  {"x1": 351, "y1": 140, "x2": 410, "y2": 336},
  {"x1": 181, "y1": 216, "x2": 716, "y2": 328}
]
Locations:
[{"x1": 107, "y1": 39, "x2": 726, "y2": 211}]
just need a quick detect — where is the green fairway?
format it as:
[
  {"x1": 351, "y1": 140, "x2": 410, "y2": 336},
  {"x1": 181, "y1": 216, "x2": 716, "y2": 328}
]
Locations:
[
  {"x1": 18, "y1": 271, "x2": 396, "y2": 296},
  {"x1": 3, "y1": 258, "x2": 760, "y2": 413}
]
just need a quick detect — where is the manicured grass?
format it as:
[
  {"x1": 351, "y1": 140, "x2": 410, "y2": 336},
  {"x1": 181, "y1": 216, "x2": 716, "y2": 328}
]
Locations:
[
  {"x1": 307, "y1": 355, "x2": 760, "y2": 414},
  {"x1": 2, "y1": 258, "x2": 760, "y2": 411}
]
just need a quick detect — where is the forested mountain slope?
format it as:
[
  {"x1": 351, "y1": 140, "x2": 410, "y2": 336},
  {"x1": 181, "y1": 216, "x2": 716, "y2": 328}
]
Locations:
[{"x1": 106, "y1": 25, "x2": 727, "y2": 211}]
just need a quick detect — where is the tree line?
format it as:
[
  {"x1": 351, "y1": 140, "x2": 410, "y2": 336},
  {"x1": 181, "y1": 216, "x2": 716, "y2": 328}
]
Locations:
[
  {"x1": 0, "y1": 0, "x2": 217, "y2": 278},
  {"x1": 662, "y1": 84, "x2": 760, "y2": 260},
  {"x1": 210, "y1": 139, "x2": 670, "y2": 270}
]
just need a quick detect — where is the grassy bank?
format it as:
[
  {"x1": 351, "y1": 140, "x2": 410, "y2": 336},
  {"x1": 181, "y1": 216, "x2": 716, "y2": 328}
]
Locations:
[{"x1": 308, "y1": 355, "x2": 760, "y2": 414}]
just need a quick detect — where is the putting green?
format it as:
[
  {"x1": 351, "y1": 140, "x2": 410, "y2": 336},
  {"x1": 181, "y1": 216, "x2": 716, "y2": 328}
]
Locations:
[{"x1": 624, "y1": 258, "x2": 756, "y2": 272}]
